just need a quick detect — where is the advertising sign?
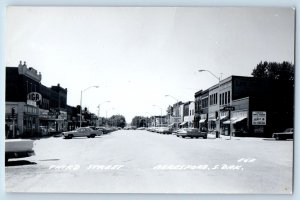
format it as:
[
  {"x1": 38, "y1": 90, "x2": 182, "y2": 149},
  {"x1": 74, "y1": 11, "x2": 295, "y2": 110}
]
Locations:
[
  {"x1": 252, "y1": 111, "x2": 267, "y2": 125},
  {"x1": 27, "y1": 92, "x2": 42, "y2": 102}
]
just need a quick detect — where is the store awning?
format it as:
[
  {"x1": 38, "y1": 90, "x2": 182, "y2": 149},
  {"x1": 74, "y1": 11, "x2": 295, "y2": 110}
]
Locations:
[
  {"x1": 220, "y1": 115, "x2": 228, "y2": 120},
  {"x1": 223, "y1": 120, "x2": 231, "y2": 124},
  {"x1": 180, "y1": 121, "x2": 188, "y2": 126},
  {"x1": 168, "y1": 123, "x2": 175, "y2": 127},
  {"x1": 208, "y1": 118, "x2": 216, "y2": 122},
  {"x1": 232, "y1": 116, "x2": 247, "y2": 124},
  {"x1": 199, "y1": 119, "x2": 206, "y2": 123}
]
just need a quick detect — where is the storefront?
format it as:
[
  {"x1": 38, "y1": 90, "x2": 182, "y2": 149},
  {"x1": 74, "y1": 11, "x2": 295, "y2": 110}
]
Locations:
[
  {"x1": 208, "y1": 112, "x2": 217, "y2": 131},
  {"x1": 230, "y1": 110, "x2": 248, "y2": 137},
  {"x1": 219, "y1": 111, "x2": 229, "y2": 135},
  {"x1": 199, "y1": 114, "x2": 208, "y2": 131}
]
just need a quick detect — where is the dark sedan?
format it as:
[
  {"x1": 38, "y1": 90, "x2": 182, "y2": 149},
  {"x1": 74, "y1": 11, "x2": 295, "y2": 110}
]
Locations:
[{"x1": 176, "y1": 128, "x2": 207, "y2": 139}]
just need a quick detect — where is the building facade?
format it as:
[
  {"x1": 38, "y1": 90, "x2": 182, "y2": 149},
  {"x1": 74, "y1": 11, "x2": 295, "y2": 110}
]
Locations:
[{"x1": 5, "y1": 61, "x2": 68, "y2": 138}]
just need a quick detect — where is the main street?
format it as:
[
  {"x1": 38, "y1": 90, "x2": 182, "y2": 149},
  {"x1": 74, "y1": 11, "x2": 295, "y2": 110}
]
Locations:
[{"x1": 5, "y1": 130, "x2": 293, "y2": 194}]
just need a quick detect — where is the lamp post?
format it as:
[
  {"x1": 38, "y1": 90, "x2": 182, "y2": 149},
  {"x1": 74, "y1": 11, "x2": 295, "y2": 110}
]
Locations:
[
  {"x1": 97, "y1": 101, "x2": 110, "y2": 126},
  {"x1": 106, "y1": 107, "x2": 115, "y2": 127},
  {"x1": 165, "y1": 94, "x2": 179, "y2": 129},
  {"x1": 198, "y1": 69, "x2": 222, "y2": 138},
  {"x1": 152, "y1": 105, "x2": 162, "y2": 127},
  {"x1": 80, "y1": 85, "x2": 99, "y2": 127}
]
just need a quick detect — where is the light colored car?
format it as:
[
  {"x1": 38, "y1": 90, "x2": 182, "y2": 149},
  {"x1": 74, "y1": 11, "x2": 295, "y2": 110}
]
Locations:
[
  {"x1": 157, "y1": 127, "x2": 172, "y2": 134},
  {"x1": 63, "y1": 127, "x2": 103, "y2": 139},
  {"x1": 5, "y1": 139, "x2": 35, "y2": 164},
  {"x1": 176, "y1": 128, "x2": 207, "y2": 139}
]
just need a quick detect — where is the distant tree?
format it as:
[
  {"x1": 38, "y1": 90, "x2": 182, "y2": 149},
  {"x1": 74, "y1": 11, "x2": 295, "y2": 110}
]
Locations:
[
  {"x1": 252, "y1": 61, "x2": 294, "y2": 81},
  {"x1": 131, "y1": 116, "x2": 148, "y2": 128},
  {"x1": 109, "y1": 115, "x2": 126, "y2": 128}
]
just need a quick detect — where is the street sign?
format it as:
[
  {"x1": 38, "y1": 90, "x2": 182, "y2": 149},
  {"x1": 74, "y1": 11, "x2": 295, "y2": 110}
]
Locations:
[
  {"x1": 222, "y1": 106, "x2": 235, "y2": 111},
  {"x1": 252, "y1": 111, "x2": 266, "y2": 125}
]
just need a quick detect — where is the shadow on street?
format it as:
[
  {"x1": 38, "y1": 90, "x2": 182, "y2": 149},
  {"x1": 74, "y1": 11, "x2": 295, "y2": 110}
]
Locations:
[{"x1": 5, "y1": 160, "x2": 37, "y2": 167}]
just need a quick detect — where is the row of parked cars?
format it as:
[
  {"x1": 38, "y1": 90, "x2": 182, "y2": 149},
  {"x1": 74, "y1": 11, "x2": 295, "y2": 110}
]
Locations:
[
  {"x1": 145, "y1": 126, "x2": 208, "y2": 139},
  {"x1": 62, "y1": 126, "x2": 120, "y2": 139}
]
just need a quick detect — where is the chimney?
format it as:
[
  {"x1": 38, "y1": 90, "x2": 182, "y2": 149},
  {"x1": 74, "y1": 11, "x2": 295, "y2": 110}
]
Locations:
[
  {"x1": 18, "y1": 61, "x2": 23, "y2": 67},
  {"x1": 23, "y1": 61, "x2": 27, "y2": 67}
]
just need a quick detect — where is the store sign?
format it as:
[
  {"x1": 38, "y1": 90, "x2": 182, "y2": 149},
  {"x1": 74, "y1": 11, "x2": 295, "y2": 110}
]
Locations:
[
  {"x1": 27, "y1": 92, "x2": 42, "y2": 102},
  {"x1": 252, "y1": 111, "x2": 266, "y2": 125}
]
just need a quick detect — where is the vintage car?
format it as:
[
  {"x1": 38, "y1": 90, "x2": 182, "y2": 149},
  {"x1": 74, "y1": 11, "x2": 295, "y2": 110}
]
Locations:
[
  {"x1": 62, "y1": 127, "x2": 103, "y2": 139},
  {"x1": 5, "y1": 139, "x2": 35, "y2": 164},
  {"x1": 273, "y1": 128, "x2": 294, "y2": 140},
  {"x1": 176, "y1": 128, "x2": 207, "y2": 139}
]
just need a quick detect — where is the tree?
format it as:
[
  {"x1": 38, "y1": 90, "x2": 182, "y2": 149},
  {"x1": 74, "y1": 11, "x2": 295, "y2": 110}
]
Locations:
[
  {"x1": 131, "y1": 116, "x2": 148, "y2": 128},
  {"x1": 109, "y1": 115, "x2": 126, "y2": 128},
  {"x1": 251, "y1": 61, "x2": 294, "y2": 81}
]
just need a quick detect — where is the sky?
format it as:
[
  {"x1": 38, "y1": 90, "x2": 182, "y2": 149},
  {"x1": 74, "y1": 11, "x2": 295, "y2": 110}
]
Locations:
[{"x1": 5, "y1": 7, "x2": 295, "y2": 123}]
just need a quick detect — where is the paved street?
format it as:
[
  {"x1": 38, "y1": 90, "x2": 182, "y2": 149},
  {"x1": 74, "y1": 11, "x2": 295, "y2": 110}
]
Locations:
[{"x1": 5, "y1": 130, "x2": 293, "y2": 194}]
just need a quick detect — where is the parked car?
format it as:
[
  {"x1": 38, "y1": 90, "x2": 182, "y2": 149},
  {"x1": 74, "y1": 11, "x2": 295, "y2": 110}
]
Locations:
[
  {"x1": 5, "y1": 139, "x2": 35, "y2": 164},
  {"x1": 273, "y1": 128, "x2": 293, "y2": 140},
  {"x1": 176, "y1": 128, "x2": 207, "y2": 139},
  {"x1": 96, "y1": 126, "x2": 110, "y2": 134},
  {"x1": 157, "y1": 127, "x2": 173, "y2": 134},
  {"x1": 137, "y1": 127, "x2": 145, "y2": 130},
  {"x1": 62, "y1": 127, "x2": 103, "y2": 139}
]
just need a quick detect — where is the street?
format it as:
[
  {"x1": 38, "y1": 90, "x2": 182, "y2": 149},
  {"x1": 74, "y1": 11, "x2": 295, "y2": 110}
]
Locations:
[{"x1": 5, "y1": 130, "x2": 293, "y2": 194}]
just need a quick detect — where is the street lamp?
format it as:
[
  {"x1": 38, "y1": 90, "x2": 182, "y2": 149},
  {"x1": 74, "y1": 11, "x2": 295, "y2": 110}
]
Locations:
[
  {"x1": 198, "y1": 69, "x2": 222, "y2": 138},
  {"x1": 80, "y1": 85, "x2": 99, "y2": 127},
  {"x1": 97, "y1": 101, "x2": 111, "y2": 117},
  {"x1": 152, "y1": 104, "x2": 162, "y2": 127}
]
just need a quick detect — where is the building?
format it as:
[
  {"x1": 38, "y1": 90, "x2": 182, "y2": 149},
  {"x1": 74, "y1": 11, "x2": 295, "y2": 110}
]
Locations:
[
  {"x1": 194, "y1": 75, "x2": 294, "y2": 137},
  {"x1": 181, "y1": 101, "x2": 194, "y2": 128},
  {"x1": 194, "y1": 89, "x2": 209, "y2": 131},
  {"x1": 5, "y1": 61, "x2": 68, "y2": 138}
]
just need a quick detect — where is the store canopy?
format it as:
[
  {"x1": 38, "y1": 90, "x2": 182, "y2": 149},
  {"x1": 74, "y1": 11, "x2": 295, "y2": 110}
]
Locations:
[
  {"x1": 168, "y1": 123, "x2": 175, "y2": 127},
  {"x1": 208, "y1": 118, "x2": 216, "y2": 122},
  {"x1": 199, "y1": 119, "x2": 206, "y2": 123},
  {"x1": 223, "y1": 120, "x2": 231, "y2": 124},
  {"x1": 232, "y1": 116, "x2": 247, "y2": 124},
  {"x1": 220, "y1": 115, "x2": 228, "y2": 120},
  {"x1": 180, "y1": 121, "x2": 188, "y2": 126}
]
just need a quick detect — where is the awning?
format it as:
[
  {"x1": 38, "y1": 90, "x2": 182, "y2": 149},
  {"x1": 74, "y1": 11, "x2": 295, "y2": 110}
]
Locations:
[
  {"x1": 168, "y1": 123, "x2": 175, "y2": 127},
  {"x1": 208, "y1": 118, "x2": 216, "y2": 122},
  {"x1": 199, "y1": 119, "x2": 206, "y2": 123},
  {"x1": 223, "y1": 120, "x2": 231, "y2": 124},
  {"x1": 220, "y1": 115, "x2": 228, "y2": 120},
  {"x1": 180, "y1": 121, "x2": 188, "y2": 126},
  {"x1": 232, "y1": 116, "x2": 247, "y2": 124}
]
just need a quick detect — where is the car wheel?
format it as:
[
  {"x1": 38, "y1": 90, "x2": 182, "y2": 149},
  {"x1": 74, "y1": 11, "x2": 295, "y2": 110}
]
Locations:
[
  {"x1": 176, "y1": 135, "x2": 179, "y2": 137},
  {"x1": 203, "y1": 136, "x2": 207, "y2": 139},
  {"x1": 182, "y1": 136, "x2": 186, "y2": 138},
  {"x1": 69, "y1": 135, "x2": 73, "y2": 139},
  {"x1": 90, "y1": 134, "x2": 95, "y2": 138}
]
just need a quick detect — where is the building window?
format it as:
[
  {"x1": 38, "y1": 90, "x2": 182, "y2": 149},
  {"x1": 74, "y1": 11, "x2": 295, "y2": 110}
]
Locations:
[
  {"x1": 228, "y1": 91, "x2": 231, "y2": 104},
  {"x1": 225, "y1": 92, "x2": 227, "y2": 104},
  {"x1": 222, "y1": 93, "x2": 225, "y2": 105}
]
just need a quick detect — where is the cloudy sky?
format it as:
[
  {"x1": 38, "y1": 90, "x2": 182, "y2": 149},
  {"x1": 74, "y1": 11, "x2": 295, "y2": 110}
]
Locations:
[{"x1": 6, "y1": 7, "x2": 295, "y2": 122}]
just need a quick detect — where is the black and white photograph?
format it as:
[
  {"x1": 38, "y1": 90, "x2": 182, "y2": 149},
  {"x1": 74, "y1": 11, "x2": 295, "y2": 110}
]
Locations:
[{"x1": 4, "y1": 6, "x2": 295, "y2": 194}]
